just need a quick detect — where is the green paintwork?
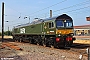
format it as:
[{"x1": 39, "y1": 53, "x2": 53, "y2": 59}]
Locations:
[
  {"x1": 13, "y1": 19, "x2": 56, "y2": 35},
  {"x1": 43, "y1": 20, "x2": 56, "y2": 35}
]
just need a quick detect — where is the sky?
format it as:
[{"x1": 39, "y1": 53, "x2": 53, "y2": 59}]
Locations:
[{"x1": 0, "y1": 0, "x2": 90, "y2": 31}]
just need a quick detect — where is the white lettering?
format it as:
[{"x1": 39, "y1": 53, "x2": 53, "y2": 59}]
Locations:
[{"x1": 20, "y1": 28, "x2": 25, "y2": 33}]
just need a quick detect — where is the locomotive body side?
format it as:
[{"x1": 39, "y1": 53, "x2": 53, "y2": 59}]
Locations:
[{"x1": 12, "y1": 14, "x2": 75, "y2": 48}]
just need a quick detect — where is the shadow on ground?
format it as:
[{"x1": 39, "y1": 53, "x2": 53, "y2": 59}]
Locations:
[{"x1": 71, "y1": 43, "x2": 90, "y2": 49}]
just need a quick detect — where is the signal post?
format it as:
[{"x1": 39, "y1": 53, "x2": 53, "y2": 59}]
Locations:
[{"x1": 86, "y1": 16, "x2": 90, "y2": 60}]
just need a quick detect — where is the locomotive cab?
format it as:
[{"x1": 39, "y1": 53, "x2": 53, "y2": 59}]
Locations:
[{"x1": 55, "y1": 14, "x2": 75, "y2": 47}]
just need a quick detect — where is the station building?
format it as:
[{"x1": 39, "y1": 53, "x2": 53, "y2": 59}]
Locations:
[{"x1": 74, "y1": 24, "x2": 90, "y2": 36}]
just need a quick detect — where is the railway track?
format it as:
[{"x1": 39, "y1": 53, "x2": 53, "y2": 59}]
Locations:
[{"x1": 0, "y1": 39, "x2": 90, "y2": 60}]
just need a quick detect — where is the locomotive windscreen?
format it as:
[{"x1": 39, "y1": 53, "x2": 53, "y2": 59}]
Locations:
[
  {"x1": 56, "y1": 20, "x2": 73, "y2": 28},
  {"x1": 56, "y1": 20, "x2": 64, "y2": 27},
  {"x1": 65, "y1": 20, "x2": 73, "y2": 27}
]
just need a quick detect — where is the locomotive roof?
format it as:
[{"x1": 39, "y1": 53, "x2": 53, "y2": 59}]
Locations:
[
  {"x1": 44, "y1": 14, "x2": 72, "y2": 20},
  {"x1": 15, "y1": 14, "x2": 72, "y2": 28}
]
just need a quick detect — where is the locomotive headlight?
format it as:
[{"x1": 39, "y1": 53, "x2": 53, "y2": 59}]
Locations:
[
  {"x1": 70, "y1": 33, "x2": 74, "y2": 36},
  {"x1": 58, "y1": 34, "x2": 61, "y2": 36},
  {"x1": 59, "y1": 32, "x2": 61, "y2": 33}
]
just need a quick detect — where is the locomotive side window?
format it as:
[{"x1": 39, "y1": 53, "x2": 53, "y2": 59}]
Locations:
[
  {"x1": 49, "y1": 22, "x2": 54, "y2": 28},
  {"x1": 49, "y1": 23, "x2": 51, "y2": 28},
  {"x1": 52, "y1": 22, "x2": 54, "y2": 27}
]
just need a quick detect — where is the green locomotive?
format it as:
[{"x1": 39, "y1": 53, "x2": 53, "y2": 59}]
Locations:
[{"x1": 12, "y1": 14, "x2": 75, "y2": 48}]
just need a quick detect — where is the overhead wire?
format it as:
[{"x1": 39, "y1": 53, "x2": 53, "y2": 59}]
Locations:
[
  {"x1": 4, "y1": 0, "x2": 67, "y2": 18},
  {"x1": 63, "y1": 5, "x2": 90, "y2": 13},
  {"x1": 29, "y1": 0, "x2": 68, "y2": 18},
  {"x1": 4, "y1": 0, "x2": 90, "y2": 19},
  {"x1": 4, "y1": 0, "x2": 90, "y2": 28},
  {"x1": 29, "y1": 0, "x2": 67, "y2": 16},
  {"x1": 7, "y1": 5, "x2": 90, "y2": 27},
  {"x1": 71, "y1": 9, "x2": 90, "y2": 15},
  {"x1": 53, "y1": 0, "x2": 90, "y2": 12},
  {"x1": 36, "y1": 0, "x2": 90, "y2": 18},
  {"x1": 5, "y1": 3, "x2": 22, "y2": 16},
  {"x1": 4, "y1": 0, "x2": 67, "y2": 26}
]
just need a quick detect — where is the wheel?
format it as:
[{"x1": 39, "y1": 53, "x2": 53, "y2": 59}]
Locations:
[
  {"x1": 42, "y1": 40, "x2": 46, "y2": 47},
  {"x1": 29, "y1": 40, "x2": 32, "y2": 44},
  {"x1": 14, "y1": 38, "x2": 17, "y2": 42},
  {"x1": 50, "y1": 45, "x2": 54, "y2": 48},
  {"x1": 41, "y1": 38, "x2": 47, "y2": 47},
  {"x1": 37, "y1": 43, "x2": 39, "y2": 46},
  {"x1": 14, "y1": 40, "x2": 16, "y2": 42},
  {"x1": 43, "y1": 43, "x2": 46, "y2": 47},
  {"x1": 15, "y1": 39, "x2": 17, "y2": 42},
  {"x1": 16, "y1": 38, "x2": 18, "y2": 42},
  {"x1": 49, "y1": 38, "x2": 54, "y2": 48},
  {"x1": 16, "y1": 39, "x2": 18, "y2": 42},
  {"x1": 54, "y1": 42, "x2": 57, "y2": 48},
  {"x1": 13, "y1": 37, "x2": 17, "y2": 42},
  {"x1": 20, "y1": 39, "x2": 22, "y2": 42},
  {"x1": 19, "y1": 38, "x2": 23, "y2": 42}
]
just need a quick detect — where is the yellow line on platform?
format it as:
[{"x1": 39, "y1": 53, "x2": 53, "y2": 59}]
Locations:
[
  {"x1": 0, "y1": 36, "x2": 13, "y2": 39},
  {"x1": 73, "y1": 40, "x2": 90, "y2": 44}
]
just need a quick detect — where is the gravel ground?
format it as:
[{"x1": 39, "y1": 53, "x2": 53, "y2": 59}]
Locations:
[{"x1": 0, "y1": 41, "x2": 89, "y2": 60}]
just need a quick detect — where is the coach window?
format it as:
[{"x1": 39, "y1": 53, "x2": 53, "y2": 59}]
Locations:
[{"x1": 49, "y1": 22, "x2": 54, "y2": 28}]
